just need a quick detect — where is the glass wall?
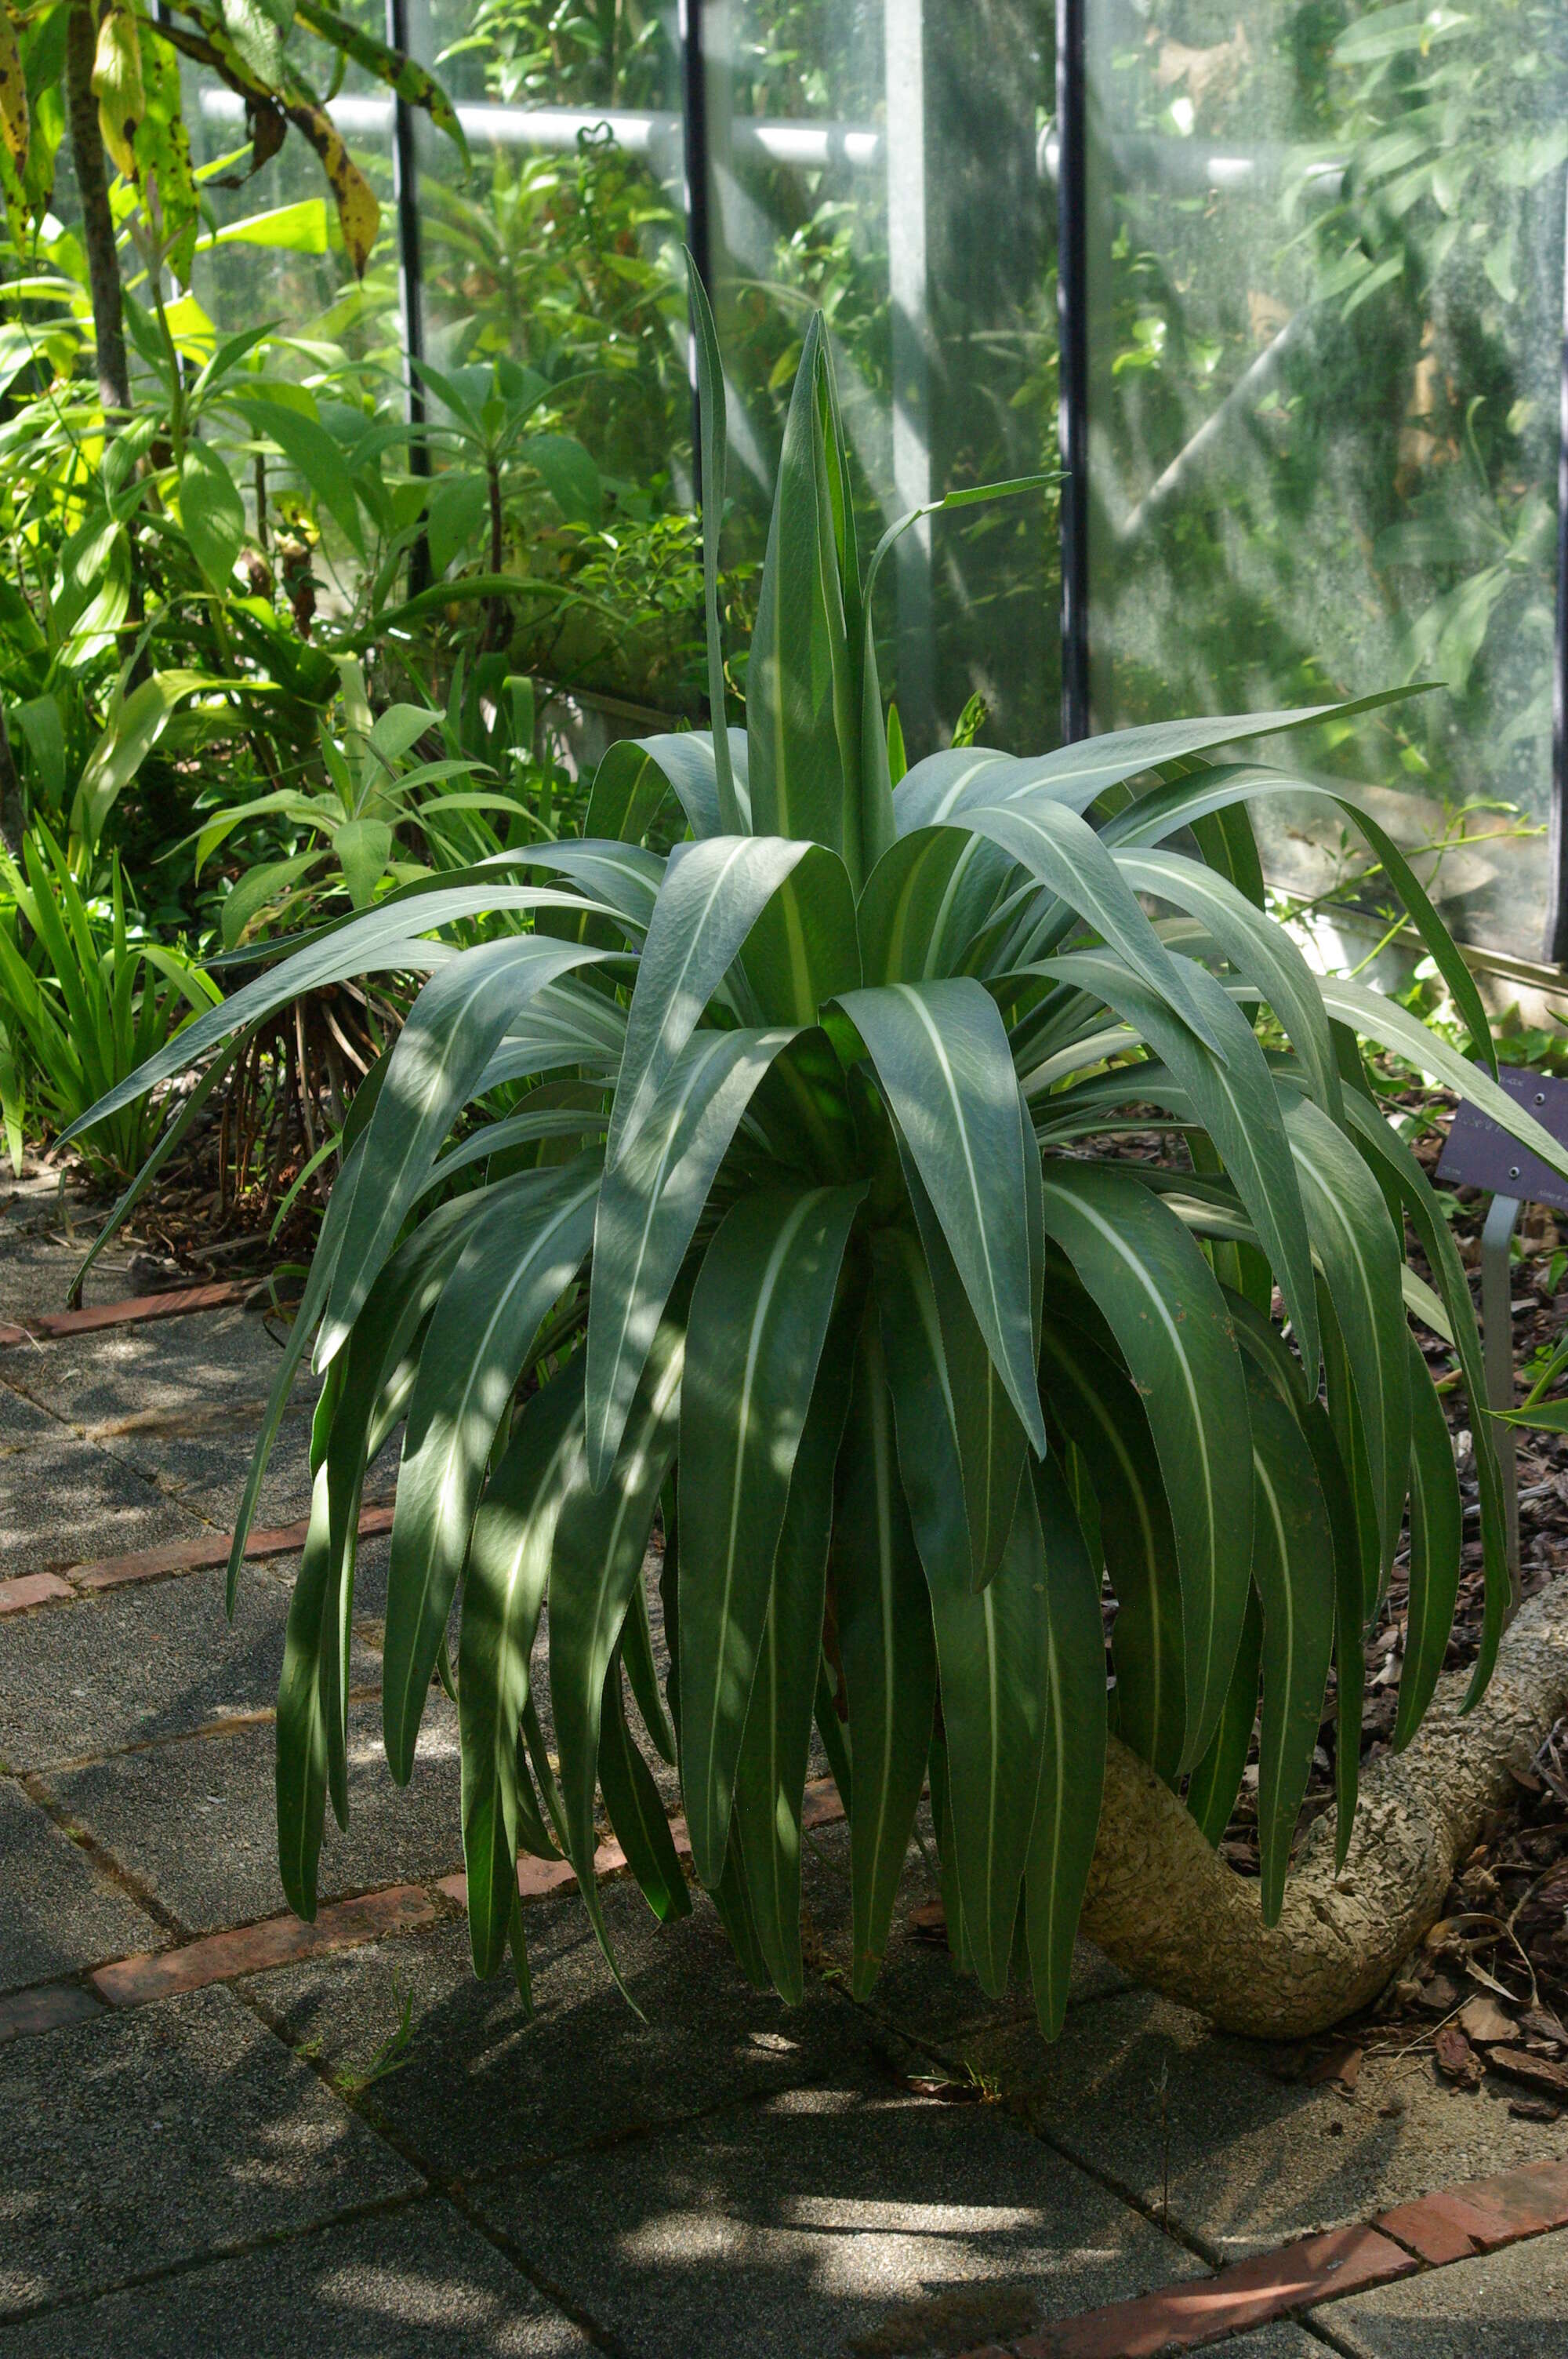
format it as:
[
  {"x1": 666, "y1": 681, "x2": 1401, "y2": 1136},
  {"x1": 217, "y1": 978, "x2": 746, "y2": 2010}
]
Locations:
[{"x1": 1083, "y1": 0, "x2": 1568, "y2": 961}]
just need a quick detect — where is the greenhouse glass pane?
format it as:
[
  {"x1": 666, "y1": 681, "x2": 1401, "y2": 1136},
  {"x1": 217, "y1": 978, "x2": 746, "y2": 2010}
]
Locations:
[
  {"x1": 706, "y1": 0, "x2": 1061, "y2": 760},
  {"x1": 408, "y1": 0, "x2": 699, "y2": 714},
  {"x1": 1083, "y1": 1, "x2": 1568, "y2": 961}
]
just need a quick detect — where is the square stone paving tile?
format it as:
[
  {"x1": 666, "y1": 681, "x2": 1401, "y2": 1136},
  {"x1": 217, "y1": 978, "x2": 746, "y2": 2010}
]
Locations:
[
  {"x1": 254, "y1": 1890, "x2": 896, "y2": 2183},
  {"x1": 0, "y1": 1983, "x2": 416, "y2": 2321},
  {"x1": 0, "y1": 2199, "x2": 590, "y2": 2357},
  {"x1": 0, "y1": 1777, "x2": 163, "y2": 1992},
  {"x1": 0, "y1": 1428, "x2": 210, "y2": 1579},
  {"x1": 1316, "y1": 2225, "x2": 1568, "y2": 2356},
  {"x1": 0, "y1": 1561, "x2": 370, "y2": 1773},
  {"x1": 52, "y1": 1690, "x2": 459, "y2": 1935},
  {"x1": 0, "y1": 1223, "x2": 132, "y2": 1325},
  {"x1": 960, "y1": 1986, "x2": 1568, "y2": 2260},
  {"x1": 475, "y1": 2077, "x2": 1203, "y2": 2359},
  {"x1": 2, "y1": 1307, "x2": 328, "y2": 1521}
]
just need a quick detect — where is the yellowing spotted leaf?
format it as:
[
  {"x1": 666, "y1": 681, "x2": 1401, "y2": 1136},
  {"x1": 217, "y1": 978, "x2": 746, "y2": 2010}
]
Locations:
[
  {"x1": 0, "y1": 8, "x2": 28, "y2": 176},
  {"x1": 284, "y1": 100, "x2": 379, "y2": 278}
]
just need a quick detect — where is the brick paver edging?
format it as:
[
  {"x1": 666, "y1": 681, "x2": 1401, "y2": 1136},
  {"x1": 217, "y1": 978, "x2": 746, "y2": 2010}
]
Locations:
[
  {"x1": 965, "y1": 2158, "x2": 1568, "y2": 2357},
  {"x1": 0, "y1": 1504, "x2": 395, "y2": 1613},
  {"x1": 0, "y1": 1275, "x2": 285, "y2": 1347},
  {"x1": 0, "y1": 1778, "x2": 848, "y2": 2043}
]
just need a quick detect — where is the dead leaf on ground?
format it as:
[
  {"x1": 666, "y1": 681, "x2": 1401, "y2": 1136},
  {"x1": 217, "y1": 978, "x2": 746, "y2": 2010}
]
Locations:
[
  {"x1": 906, "y1": 1901, "x2": 948, "y2": 1948},
  {"x1": 1508, "y1": 2095, "x2": 1563, "y2": 2123},
  {"x1": 1457, "y1": 1994, "x2": 1516, "y2": 2046},
  {"x1": 1434, "y1": 2024, "x2": 1483, "y2": 2087},
  {"x1": 1485, "y1": 2048, "x2": 1568, "y2": 2101}
]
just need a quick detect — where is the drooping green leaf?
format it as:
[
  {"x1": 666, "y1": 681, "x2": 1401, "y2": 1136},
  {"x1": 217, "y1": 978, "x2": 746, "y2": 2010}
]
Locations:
[
  {"x1": 1038, "y1": 1161, "x2": 1252, "y2": 1770},
  {"x1": 459, "y1": 1362, "x2": 584, "y2": 1976},
  {"x1": 585, "y1": 1027, "x2": 800, "y2": 1485},
  {"x1": 180, "y1": 442, "x2": 245, "y2": 587},
  {"x1": 383, "y1": 1161, "x2": 598, "y2": 1784},
  {"x1": 678, "y1": 1183, "x2": 864, "y2": 1886},
  {"x1": 839, "y1": 977, "x2": 1045, "y2": 1453},
  {"x1": 1024, "y1": 1449, "x2": 1107, "y2": 2041},
  {"x1": 1184, "y1": 1584, "x2": 1262, "y2": 1848},
  {"x1": 1041, "y1": 1318, "x2": 1185, "y2": 1782},
  {"x1": 1394, "y1": 1336, "x2": 1463, "y2": 1752},
  {"x1": 833, "y1": 1310, "x2": 937, "y2": 1998},
  {"x1": 597, "y1": 1646, "x2": 691, "y2": 1924},
  {"x1": 1245, "y1": 1368, "x2": 1336, "y2": 1927}
]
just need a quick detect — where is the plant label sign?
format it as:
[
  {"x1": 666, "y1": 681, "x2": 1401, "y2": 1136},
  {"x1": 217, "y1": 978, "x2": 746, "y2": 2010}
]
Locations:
[{"x1": 1437, "y1": 1067, "x2": 1568, "y2": 1215}]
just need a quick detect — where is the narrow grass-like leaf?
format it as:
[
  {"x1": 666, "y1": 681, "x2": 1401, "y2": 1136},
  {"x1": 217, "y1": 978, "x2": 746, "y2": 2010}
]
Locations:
[
  {"x1": 597, "y1": 1648, "x2": 691, "y2": 1924},
  {"x1": 1184, "y1": 1586, "x2": 1262, "y2": 1848}
]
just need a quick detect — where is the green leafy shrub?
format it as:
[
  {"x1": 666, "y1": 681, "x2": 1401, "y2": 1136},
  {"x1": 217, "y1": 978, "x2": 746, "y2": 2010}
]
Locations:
[
  {"x1": 75, "y1": 285, "x2": 1568, "y2": 2034},
  {"x1": 1, "y1": 823, "x2": 218, "y2": 1178}
]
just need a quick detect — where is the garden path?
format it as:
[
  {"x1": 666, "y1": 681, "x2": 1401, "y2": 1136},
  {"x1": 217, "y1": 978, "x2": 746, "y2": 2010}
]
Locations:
[{"x1": 2, "y1": 1176, "x2": 1565, "y2": 2358}]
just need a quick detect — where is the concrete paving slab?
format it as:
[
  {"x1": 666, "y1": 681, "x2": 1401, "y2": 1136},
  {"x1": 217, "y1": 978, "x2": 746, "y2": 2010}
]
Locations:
[
  {"x1": 1214, "y1": 2331, "x2": 1324, "y2": 2355},
  {"x1": 474, "y1": 2077, "x2": 1202, "y2": 2359},
  {"x1": 1318, "y1": 2225, "x2": 1568, "y2": 2356},
  {"x1": 0, "y1": 1224, "x2": 133, "y2": 1325},
  {"x1": 0, "y1": 1777, "x2": 162, "y2": 1991},
  {"x1": 0, "y1": 1383, "x2": 59, "y2": 1445},
  {"x1": 0, "y1": 1561, "x2": 336, "y2": 1772},
  {"x1": 0, "y1": 1982, "x2": 416, "y2": 2320},
  {"x1": 253, "y1": 1892, "x2": 893, "y2": 2182},
  {"x1": 963, "y1": 1986, "x2": 1568, "y2": 2261},
  {"x1": 0, "y1": 2199, "x2": 590, "y2": 2357},
  {"x1": 51, "y1": 1693, "x2": 460, "y2": 1934},
  {"x1": 0, "y1": 1430, "x2": 209, "y2": 1579},
  {"x1": 4, "y1": 1306, "x2": 322, "y2": 1522}
]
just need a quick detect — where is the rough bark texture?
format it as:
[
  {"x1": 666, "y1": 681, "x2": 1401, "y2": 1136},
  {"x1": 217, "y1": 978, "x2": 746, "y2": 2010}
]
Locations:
[
  {"x1": 1081, "y1": 1579, "x2": 1568, "y2": 2037},
  {"x1": 65, "y1": 0, "x2": 130, "y2": 415}
]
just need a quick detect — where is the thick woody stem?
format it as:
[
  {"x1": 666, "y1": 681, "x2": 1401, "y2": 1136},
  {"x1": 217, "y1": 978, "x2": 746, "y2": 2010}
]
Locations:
[{"x1": 1080, "y1": 1579, "x2": 1568, "y2": 2037}]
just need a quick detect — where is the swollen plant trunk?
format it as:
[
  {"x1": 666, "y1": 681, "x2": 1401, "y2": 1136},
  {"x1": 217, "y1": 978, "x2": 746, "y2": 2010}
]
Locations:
[
  {"x1": 1081, "y1": 1579, "x2": 1568, "y2": 2037},
  {"x1": 65, "y1": 0, "x2": 130, "y2": 416}
]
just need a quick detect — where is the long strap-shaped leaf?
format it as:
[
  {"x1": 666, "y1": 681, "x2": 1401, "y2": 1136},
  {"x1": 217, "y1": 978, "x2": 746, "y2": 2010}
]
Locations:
[
  {"x1": 1319, "y1": 974, "x2": 1568, "y2": 1179},
  {"x1": 1282, "y1": 1094, "x2": 1410, "y2": 1580},
  {"x1": 1102, "y1": 758, "x2": 1494, "y2": 1076},
  {"x1": 1033, "y1": 947, "x2": 1320, "y2": 1387},
  {"x1": 678, "y1": 1183, "x2": 865, "y2": 1886},
  {"x1": 459, "y1": 1362, "x2": 585, "y2": 1976},
  {"x1": 1038, "y1": 1161, "x2": 1252, "y2": 1770},
  {"x1": 732, "y1": 1321, "x2": 858, "y2": 2001},
  {"x1": 833, "y1": 1310, "x2": 937, "y2": 1999},
  {"x1": 1024, "y1": 1449, "x2": 1107, "y2": 2041},
  {"x1": 1338, "y1": 1088, "x2": 1511, "y2": 1705},
  {"x1": 1299, "y1": 1397, "x2": 1368, "y2": 1871},
  {"x1": 585, "y1": 1025, "x2": 799, "y2": 1484},
  {"x1": 1115, "y1": 845, "x2": 1342, "y2": 1120},
  {"x1": 1395, "y1": 1335, "x2": 1463, "y2": 1752},
  {"x1": 1245, "y1": 1367, "x2": 1336, "y2": 1927},
  {"x1": 873, "y1": 1229, "x2": 1044, "y2": 1988},
  {"x1": 838, "y1": 977, "x2": 1046, "y2": 1453},
  {"x1": 1041, "y1": 1316, "x2": 1185, "y2": 1782},
  {"x1": 58, "y1": 883, "x2": 605, "y2": 1145},
  {"x1": 607, "y1": 834, "x2": 819, "y2": 1169},
  {"x1": 318, "y1": 936, "x2": 613, "y2": 1362},
  {"x1": 746, "y1": 314, "x2": 861, "y2": 878},
  {"x1": 855, "y1": 827, "x2": 1018, "y2": 987},
  {"x1": 584, "y1": 728, "x2": 750, "y2": 844},
  {"x1": 686, "y1": 254, "x2": 745, "y2": 837},
  {"x1": 547, "y1": 1321, "x2": 684, "y2": 2002},
  {"x1": 274, "y1": 1360, "x2": 346, "y2": 1921},
  {"x1": 383, "y1": 1161, "x2": 600, "y2": 1783},
  {"x1": 1184, "y1": 1585, "x2": 1262, "y2": 1849},
  {"x1": 597, "y1": 1645, "x2": 691, "y2": 1925}
]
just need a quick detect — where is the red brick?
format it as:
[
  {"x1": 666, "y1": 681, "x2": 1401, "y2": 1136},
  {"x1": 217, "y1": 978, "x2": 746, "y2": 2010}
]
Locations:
[
  {"x1": 1379, "y1": 2161, "x2": 1568, "y2": 2262},
  {"x1": 71, "y1": 1503, "x2": 394, "y2": 1592},
  {"x1": 1014, "y1": 2226, "x2": 1415, "y2": 2358},
  {"x1": 0, "y1": 1571, "x2": 74, "y2": 1615},
  {"x1": 91, "y1": 1884, "x2": 436, "y2": 2006},
  {"x1": 0, "y1": 1980, "x2": 106, "y2": 2042},
  {"x1": 0, "y1": 1278, "x2": 265, "y2": 1347}
]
